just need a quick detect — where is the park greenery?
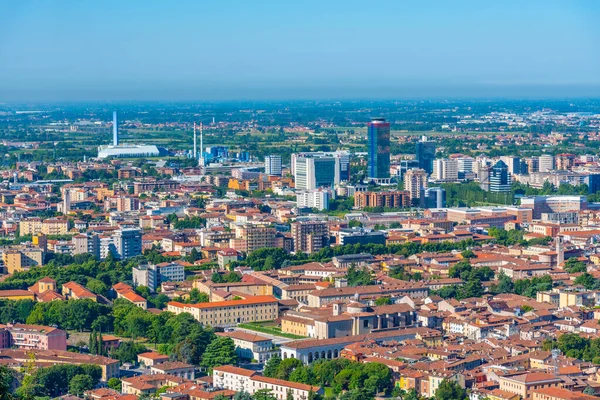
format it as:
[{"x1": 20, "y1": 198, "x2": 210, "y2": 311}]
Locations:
[{"x1": 263, "y1": 356, "x2": 392, "y2": 397}]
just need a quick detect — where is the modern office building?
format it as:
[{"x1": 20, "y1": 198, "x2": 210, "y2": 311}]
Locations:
[
  {"x1": 294, "y1": 154, "x2": 337, "y2": 190},
  {"x1": 456, "y1": 157, "x2": 474, "y2": 174},
  {"x1": 432, "y1": 159, "x2": 459, "y2": 182},
  {"x1": 338, "y1": 229, "x2": 386, "y2": 246},
  {"x1": 520, "y1": 196, "x2": 587, "y2": 219},
  {"x1": 113, "y1": 228, "x2": 142, "y2": 259},
  {"x1": 584, "y1": 174, "x2": 600, "y2": 193},
  {"x1": 367, "y1": 118, "x2": 391, "y2": 180},
  {"x1": 489, "y1": 160, "x2": 512, "y2": 192},
  {"x1": 404, "y1": 168, "x2": 428, "y2": 200},
  {"x1": 421, "y1": 187, "x2": 446, "y2": 208},
  {"x1": 264, "y1": 155, "x2": 282, "y2": 176},
  {"x1": 416, "y1": 137, "x2": 436, "y2": 174},
  {"x1": 539, "y1": 154, "x2": 555, "y2": 172},
  {"x1": 501, "y1": 156, "x2": 522, "y2": 175},
  {"x1": 291, "y1": 151, "x2": 350, "y2": 188}
]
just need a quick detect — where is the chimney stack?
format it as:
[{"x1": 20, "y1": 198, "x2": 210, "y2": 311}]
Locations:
[
  {"x1": 193, "y1": 122, "x2": 197, "y2": 159},
  {"x1": 113, "y1": 111, "x2": 118, "y2": 146}
]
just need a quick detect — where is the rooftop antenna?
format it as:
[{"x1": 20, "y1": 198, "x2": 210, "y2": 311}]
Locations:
[{"x1": 193, "y1": 122, "x2": 197, "y2": 159}]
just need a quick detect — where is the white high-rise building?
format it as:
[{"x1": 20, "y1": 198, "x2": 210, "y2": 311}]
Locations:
[
  {"x1": 291, "y1": 151, "x2": 350, "y2": 182},
  {"x1": 456, "y1": 157, "x2": 474, "y2": 173},
  {"x1": 294, "y1": 155, "x2": 339, "y2": 190},
  {"x1": 432, "y1": 159, "x2": 459, "y2": 182},
  {"x1": 63, "y1": 189, "x2": 71, "y2": 214},
  {"x1": 539, "y1": 154, "x2": 555, "y2": 172},
  {"x1": 265, "y1": 155, "x2": 282, "y2": 176},
  {"x1": 296, "y1": 190, "x2": 331, "y2": 211}
]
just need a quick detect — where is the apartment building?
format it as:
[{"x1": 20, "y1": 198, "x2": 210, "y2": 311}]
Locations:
[
  {"x1": 354, "y1": 191, "x2": 410, "y2": 209},
  {"x1": 0, "y1": 348, "x2": 119, "y2": 381},
  {"x1": 150, "y1": 361, "x2": 195, "y2": 380},
  {"x1": 167, "y1": 295, "x2": 279, "y2": 328},
  {"x1": 133, "y1": 262, "x2": 185, "y2": 292},
  {"x1": 122, "y1": 374, "x2": 189, "y2": 396},
  {"x1": 531, "y1": 387, "x2": 599, "y2": 400},
  {"x1": 41, "y1": 218, "x2": 69, "y2": 235},
  {"x1": 296, "y1": 190, "x2": 330, "y2": 211},
  {"x1": 133, "y1": 180, "x2": 180, "y2": 195},
  {"x1": 2, "y1": 247, "x2": 44, "y2": 274},
  {"x1": 19, "y1": 217, "x2": 42, "y2": 235},
  {"x1": 0, "y1": 323, "x2": 67, "y2": 351},
  {"x1": 213, "y1": 365, "x2": 323, "y2": 400},
  {"x1": 404, "y1": 168, "x2": 428, "y2": 200},
  {"x1": 113, "y1": 228, "x2": 142, "y2": 259},
  {"x1": 291, "y1": 220, "x2": 329, "y2": 254},
  {"x1": 232, "y1": 224, "x2": 277, "y2": 253},
  {"x1": 217, "y1": 249, "x2": 240, "y2": 268},
  {"x1": 72, "y1": 233, "x2": 100, "y2": 258},
  {"x1": 498, "y1": 373, "x2": 562, "y2": 399},
  {"x1": 217, "y1": 331, "x2": 277, "y2": 363}
]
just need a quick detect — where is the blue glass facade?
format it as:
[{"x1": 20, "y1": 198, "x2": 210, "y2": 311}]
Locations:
[{"x1": 367, "y1": 118, "x2": 391, "y2": 179}]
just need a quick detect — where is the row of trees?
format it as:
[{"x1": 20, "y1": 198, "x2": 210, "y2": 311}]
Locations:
[
  {"x1": 0, "y1": 254, "x2": 131, "y2": 294},
  {"x1": 16, "y1": 363, "x2": 101, "y2": 398},
  {"x1": 264, "y1": 357, "x2": 392, "y2": 396},
  {"x1": 244, "y1": 239, "x2": 481, "y2": 272},
  {"x1": 543, "y1": 333, "x2": 600, "y2": 364}
]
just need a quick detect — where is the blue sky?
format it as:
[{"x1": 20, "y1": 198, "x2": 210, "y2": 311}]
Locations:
[{"x1": 1, "y1": 0, "x2": 599, "y2": 100}]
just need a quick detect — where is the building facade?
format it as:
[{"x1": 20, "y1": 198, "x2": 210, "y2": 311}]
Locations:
[{"x1": 367, "y1": 118, "x2": 391, "y2": 180}]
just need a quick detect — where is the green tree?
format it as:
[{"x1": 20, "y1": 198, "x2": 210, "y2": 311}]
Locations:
[
  {"x1": 107, "y1": 378, "x2": 122, "y2": 392},
  {"x1": 575, "y1": 273, "x2": 597, "y2": 290},
  {"x1": 346, "y1": 265, "x2": 374, "y2": 287},
  {"x1": 0, "y1": 366, "x2": 15, "y2": 400},
  {"x1": 200, "y1": 337, "x2": 237, "y2": 371},
  {"x1": 564, "y1": 258, "x2": 586, "y2": 273},
  {"x1": 375, "y1": 297, "x2": 392, "y2": 306},
  {"x1": 339, "y1": 388, "x2": 374, "y2": 400},
  {"x1": 69, "y1": 374, "x2": 95, "y2": 396},
  {"x1": 460, "y1": 250, "x2": 475, "y2": 259},
  {"x1": 276, "y1": 358, "x2": 303, "y2": 380},
  {"x1": 263, "y1": 354, "x2": 281, "y2": 378},
  {"x1": 253, "y1": 389, "x2": 277, "y2": 400},
  {"x1": 434, "y1": 380, "x2": 467, "y2": 400},
  {"x1": 404, "y1": 389, "x2": 419, "y2": 400},
  {"x1": 233, "y1": 391, "x2": 253, "y2": 400}
]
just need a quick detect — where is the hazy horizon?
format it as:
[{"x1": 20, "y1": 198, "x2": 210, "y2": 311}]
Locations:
[{"x1": 2, "y1": 0, "x2": 599, "y2": 101}]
